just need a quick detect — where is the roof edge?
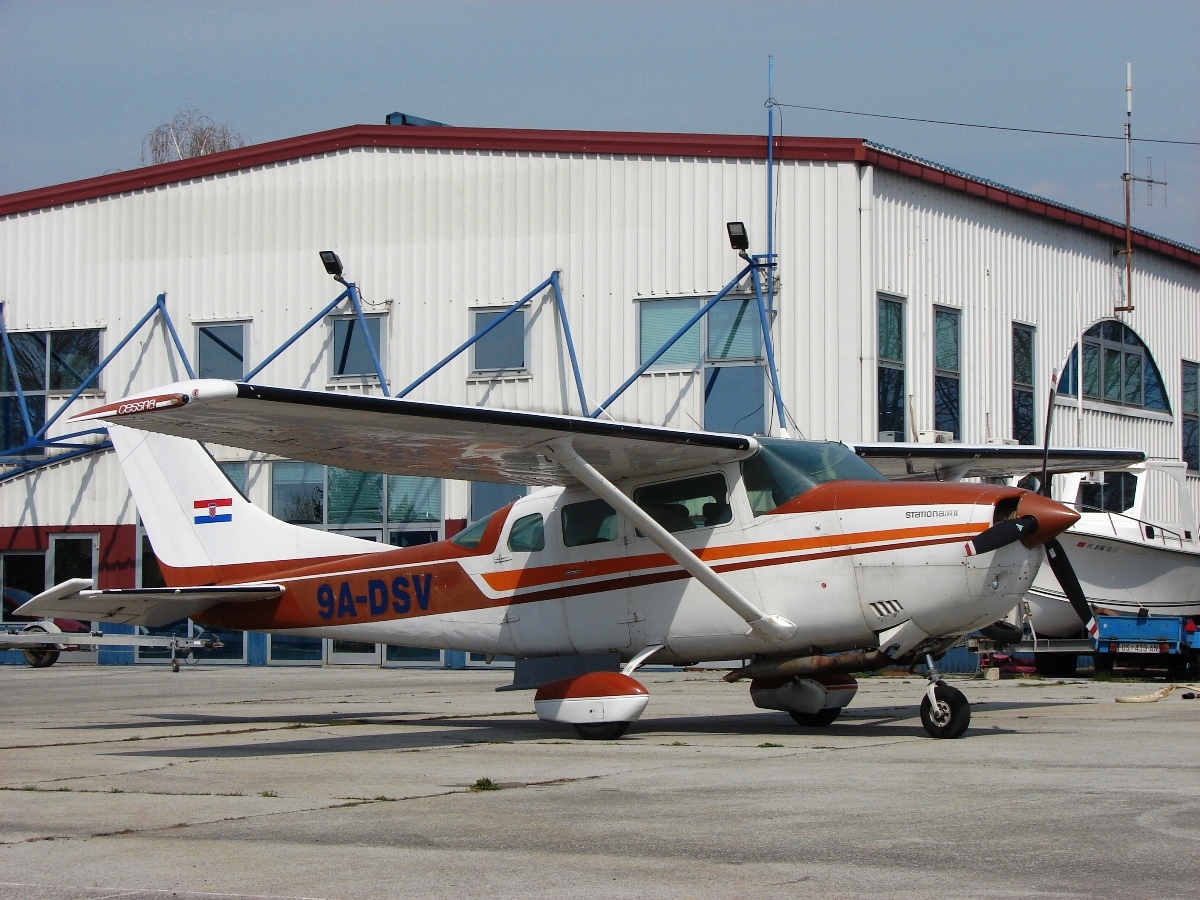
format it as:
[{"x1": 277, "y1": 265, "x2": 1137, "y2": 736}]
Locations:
[
  {"x1": 2, "y1": 124, "x2": 1195, "y2": 269},
  {"x1": 0, "y1": 125, "x2": 864, "y2": 218}
]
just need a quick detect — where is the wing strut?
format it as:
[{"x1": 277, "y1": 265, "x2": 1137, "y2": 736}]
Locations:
[{"x1": 542, "y1": 437, "x2": 796, "y2": 643}]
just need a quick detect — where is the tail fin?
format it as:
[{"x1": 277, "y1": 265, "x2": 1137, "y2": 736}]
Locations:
[{"x1": 107, "y1": 424, "x2": 387, "y2": 583}]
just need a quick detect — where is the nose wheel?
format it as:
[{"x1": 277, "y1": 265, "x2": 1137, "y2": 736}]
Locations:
[{"x1": 919, "y1": 654, "x2": 971, "y2": 739}]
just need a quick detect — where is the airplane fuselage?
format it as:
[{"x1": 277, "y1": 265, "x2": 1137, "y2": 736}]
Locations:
[{"x1": 194, "y1": 466, "x2": 1042, "y2": 664}]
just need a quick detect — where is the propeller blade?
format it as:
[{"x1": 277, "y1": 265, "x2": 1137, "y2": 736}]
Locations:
[
  {"x1": 1044, "y1": 537, "x2": 1097, "y2": 636},
  {"x1": 972, "y1": 515, "x2": 1039, "y2": 555}
]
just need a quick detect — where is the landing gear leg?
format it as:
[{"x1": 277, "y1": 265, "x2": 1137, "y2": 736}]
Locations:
[{"x1": 919, "y1": 653, "x2": 970, "y2": 739}]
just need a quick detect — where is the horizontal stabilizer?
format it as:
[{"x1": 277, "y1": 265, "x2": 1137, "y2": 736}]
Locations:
[{"x1": 15, "y1": 579, "x2": 283, "y2": 628}]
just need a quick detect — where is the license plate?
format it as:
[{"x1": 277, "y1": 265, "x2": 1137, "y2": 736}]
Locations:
[{"x1": 1117, "y1": 642, "x2": 1161, "y2": 654}]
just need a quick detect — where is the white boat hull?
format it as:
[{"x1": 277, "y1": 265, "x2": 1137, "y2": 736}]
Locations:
[{"x1": 1026, "y1": 530, "x2": 1200, "y2": 637}]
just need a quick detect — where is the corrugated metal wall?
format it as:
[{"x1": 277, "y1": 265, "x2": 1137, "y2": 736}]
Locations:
[
  {"x1": 0, "y1": 147, "x2": 862, "y2": 523},
  {"x1": 2, "y1": 146, "x2": 1197, "y2": 527},
  {"x1": 871, "y1": 169, "x2": 1200, "y2": 521}
]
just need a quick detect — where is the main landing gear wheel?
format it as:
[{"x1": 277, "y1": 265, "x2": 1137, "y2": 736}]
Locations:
[
  {"x1": 920, "y1": 682, "x2": 970, "y2": 739},
  {"x1": 22, "y1": 625, "x2": 60, "y2": 669},
  {"x1": 572, "y1": 721, "x2": 631, "y2": 741},
  {"x1": 789, "y1": 707, "x2": 841, "y2": 728}
]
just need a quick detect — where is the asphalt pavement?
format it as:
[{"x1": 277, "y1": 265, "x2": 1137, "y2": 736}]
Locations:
[{"x1": 1, "y1": 664, "x2": 1197, "y2": 899}]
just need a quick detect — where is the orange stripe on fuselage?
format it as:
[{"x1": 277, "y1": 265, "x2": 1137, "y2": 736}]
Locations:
[
  {"x1": 478, "y1": 521, "x2": 982, "y2": 593},
  {"x1": 198, "y1": 519, "x2": 984, "y2": 632}
]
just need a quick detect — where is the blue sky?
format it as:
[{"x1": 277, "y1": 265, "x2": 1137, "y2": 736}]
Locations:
[{"x1": 2, "y1": 0, "x2": 1197, "y2": 247}]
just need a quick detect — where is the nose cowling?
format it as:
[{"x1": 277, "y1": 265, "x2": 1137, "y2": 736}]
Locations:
[{"x1": 1013, "y1": 491, "x2": 1080, "y2": 547}]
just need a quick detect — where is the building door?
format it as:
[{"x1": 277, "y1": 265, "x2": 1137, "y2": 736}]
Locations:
[
  {"x1": 1, "y1": 552, "x2": 46, "y2": 622},
  {"x1": 50, "y1": 534, "x2": 99, "y2": 662},
  {"x1": 324, "y1": 528, "x2": 384, "y2": 665}
]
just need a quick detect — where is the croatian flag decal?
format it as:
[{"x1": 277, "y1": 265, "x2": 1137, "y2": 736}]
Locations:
[{"x1": 194, "y1": 498, "x2": 233, "y2": 525}]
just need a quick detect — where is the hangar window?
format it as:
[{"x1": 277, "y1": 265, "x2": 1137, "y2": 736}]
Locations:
[
  {"x1": 387, "y1": 475, "x2": 442, "y2": 524},
  {"x1": 1183, "y1": 361, "x2": 1198, "y2": 472},
  {"x1": 330, "y1": 315, "x2": 385, "y2": 380},
  {"x1": 270, "y1": 462, "x2": 444, "y2": 537},
  {"x1": 639, "y1": 297, "x2": 767, "y2": 435},
  {"x1": 1012, "y1": 325, "x2": 1036, "y2": 445},
  {"x1": 197, "y1": 323, "x2": 246, "y2": 380},
  {"x1": 472, "y1": 309, "x2": 526, "y2": 372},
  {"x1": 471, "y1": 482, "x2": 527, "y2": 522},
  {"x1": 933, "y1": 308, "x2": 961, "y2": 439},
  {"x1": 1, "y1": 329, "x2": 100, "y2": 453},
  {"x1": 218, "y1": 461, "x2": 248, "y2": 497},
  {"x1": 1059, "y1": 321, "x2": 1169, "y2": 413},
  {"x1": 1, "y1": 552, "x2": 46, "y2": 623},
  {"x1": 877, "y1": 296, "x2": 905, "y2": 440},
  {"x1": 272, "y1": 462, "x2": 325, "y2": 524}
]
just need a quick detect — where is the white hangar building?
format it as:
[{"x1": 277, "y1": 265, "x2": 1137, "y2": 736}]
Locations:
[{"x1": 2, "y1": 123, "x2": 1198, "y2": 666}]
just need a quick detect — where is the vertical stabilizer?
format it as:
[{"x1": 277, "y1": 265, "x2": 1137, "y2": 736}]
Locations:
[{"x1": 107, "y1": 425, "x2": 387, "y2": 580}]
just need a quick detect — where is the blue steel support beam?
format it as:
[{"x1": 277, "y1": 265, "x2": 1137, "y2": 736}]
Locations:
[
  {"x1": 243, "y1": 290, "x2": 349, "y2": 382},
  {"x1": 750, "y1": 263, "x2": 789, "y2": 437},
  {"x1": 345, "y1": 281, "x2": 390, "y2": 394},
  {"x1": 0, "y1": 303, "x2": 35, "y2": 439},
  {"x1": 155, "y1": 293, "x2": 197, "y2": 381},
  {"x1": 590, "y1": 263, "x2": 754, "y2": 419},
  {"x1": 549, "y1": 271, "x2": 591, "y2": 417},
  {"x1": 766, "y1": 58, "x2": 776, "y2": 313},
  {"x1": 397, "y1": 275, "x2": 554, "y2": 398},
  {"x1": 0, "y1": 442, "x2": 113, "y2": 485},
  {"x1": 38, "y1": 295, "x2": 191, "y2": 439}
]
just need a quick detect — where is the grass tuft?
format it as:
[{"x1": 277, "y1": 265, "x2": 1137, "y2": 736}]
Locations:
[{"x1": 470, "y1": 777, "x2": 501, "y2": 792}]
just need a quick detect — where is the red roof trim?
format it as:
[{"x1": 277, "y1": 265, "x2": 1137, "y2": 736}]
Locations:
[
  {"x1": 0, "y1": 126, "x2": 864, "y2": 218},
  {"x1": 861, "y1": 147, "x2": 1200, "y2": 268},
  {"x1": 2, "y1": 125, "x2": 1196, "y2": 268}
]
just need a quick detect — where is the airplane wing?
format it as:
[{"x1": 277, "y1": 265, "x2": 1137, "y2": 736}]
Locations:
[
  {"x1": 72, "y1": 380, "x2": 758, "y2": 486},
  {"x1": 853, "y1": 443, "x2": 1147, "y2": 482},
  {"x1": 14, "y1": 578, "x2": 284, "y2": 628}
]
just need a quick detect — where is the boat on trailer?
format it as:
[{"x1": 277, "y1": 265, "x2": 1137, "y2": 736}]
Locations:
[{"x1": 1024, "y1": 460, "x2": 1200, "y2": 639}]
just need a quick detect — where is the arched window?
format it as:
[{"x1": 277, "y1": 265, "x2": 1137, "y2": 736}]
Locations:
[{"x1": 1058, "y1": 321, "x2": 1170, "y2": 413}]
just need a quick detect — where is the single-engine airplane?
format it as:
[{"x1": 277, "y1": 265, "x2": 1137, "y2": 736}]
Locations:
[{"x1": 17, "y1": 380, "x2": 1138, "y2": 739}]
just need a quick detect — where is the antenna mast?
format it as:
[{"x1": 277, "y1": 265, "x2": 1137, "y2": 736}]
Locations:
[{"x1": 1115, "y1": 63, "x2": 1166, "y2": 314}]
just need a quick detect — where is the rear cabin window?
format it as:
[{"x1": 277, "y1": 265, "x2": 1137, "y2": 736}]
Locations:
[
  {"x1": 741, "y1": 439, "x2": 887, "y2": 516},
  {"x1": 632, "y1": 473, "x2": 732, "y2": 534},
  {"x1": 562, "y1": 498, "x2": 618, "y2": 547},
  {"x1": 451, "y1": 511, "x2": 496, "y2": 549}
]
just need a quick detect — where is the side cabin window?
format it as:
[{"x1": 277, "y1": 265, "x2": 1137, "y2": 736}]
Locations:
[
  {"x1": 507, "y1": 513, "x2": 545, "y2": 553},
  {"x1": 562, "y1": 498, "x2": 617, "y2": 547},
  {"x1": 632, "y1": 473, "x2": 732, "y2": 534},
  {"x1": 741, "y1": 438, "x2": 887, "y2": 516}
]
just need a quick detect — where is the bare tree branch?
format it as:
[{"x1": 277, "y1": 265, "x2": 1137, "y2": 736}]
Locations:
[{"x1": 142, "y1": 108, "x2": 248, "y2": 165}]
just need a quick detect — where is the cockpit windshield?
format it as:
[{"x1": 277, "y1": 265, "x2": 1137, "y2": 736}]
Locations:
[{"x1": 740, "y1": 438, "x2": 886, "y2": 515}]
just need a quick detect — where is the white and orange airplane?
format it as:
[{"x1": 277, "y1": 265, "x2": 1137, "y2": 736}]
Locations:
[{"x1": 18, "y1": 380, "x2": 1138, "y2": 739}]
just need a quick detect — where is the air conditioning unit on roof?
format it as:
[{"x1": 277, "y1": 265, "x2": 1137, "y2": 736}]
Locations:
[
  {"x1": 917, "y1": 430, "x2": 954, "y2": 444},
  {"x1": 877, "y1": 431, "x2": 902, "y2": 442},
  {"x1": 986, "y1": 438, "x2": 1019, "y2": 445}
]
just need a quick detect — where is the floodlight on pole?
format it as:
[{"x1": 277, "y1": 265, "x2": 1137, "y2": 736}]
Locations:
[{"x1": 319, "y1": 250, "x2": 346, "y2": 284}]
